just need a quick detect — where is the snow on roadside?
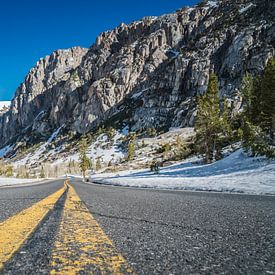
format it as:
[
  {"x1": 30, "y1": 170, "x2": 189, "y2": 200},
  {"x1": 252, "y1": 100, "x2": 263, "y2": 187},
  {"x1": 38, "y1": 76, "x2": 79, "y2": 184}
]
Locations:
[
  {"x1": 91, "y1": 149, "x2": 275, "y2": 195},
  {"x1": 0, "y1": 177, "x2": 43, "y2": 187}
]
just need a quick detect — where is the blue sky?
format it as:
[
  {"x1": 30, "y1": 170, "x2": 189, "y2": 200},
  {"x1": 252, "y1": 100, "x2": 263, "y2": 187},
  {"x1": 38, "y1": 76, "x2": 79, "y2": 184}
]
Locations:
[{"x1": 0, "y1": 0, "x2": 199, "y2": 101}]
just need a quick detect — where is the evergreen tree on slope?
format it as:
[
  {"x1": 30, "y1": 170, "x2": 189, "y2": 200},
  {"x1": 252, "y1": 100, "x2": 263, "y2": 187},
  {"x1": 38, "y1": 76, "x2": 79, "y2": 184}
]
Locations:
[
  {"x1": 195, "y1": 73, "x2": 231, "y2": 163},
  {"x1": 239, "y1": 58, "x2": 275, "y2": 157},
  {"x1": 260, "y1": 57, "x2": 275, "y2": 142},
  {"x1": 79, "y1": 137, "x2": 92, "y2": 181}
]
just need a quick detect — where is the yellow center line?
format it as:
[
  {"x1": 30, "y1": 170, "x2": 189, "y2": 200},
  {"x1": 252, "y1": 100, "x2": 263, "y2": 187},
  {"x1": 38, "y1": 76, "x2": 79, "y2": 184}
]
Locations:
[
  {"x1": 0, "y1": 183, "x2": 67, "y2": 270},
  {"x1": 50, "y1": 183, "x2": 134, "y2": 274}
]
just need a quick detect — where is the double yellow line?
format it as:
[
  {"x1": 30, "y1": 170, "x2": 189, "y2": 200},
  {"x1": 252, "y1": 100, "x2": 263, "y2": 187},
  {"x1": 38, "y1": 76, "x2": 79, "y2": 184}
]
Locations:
[
  {"x1": 0, "y1": 184, "x2": 66, "y2": 270},
  {"x1": 0, "y1": 181, "x2": 134, "y2": 274}
]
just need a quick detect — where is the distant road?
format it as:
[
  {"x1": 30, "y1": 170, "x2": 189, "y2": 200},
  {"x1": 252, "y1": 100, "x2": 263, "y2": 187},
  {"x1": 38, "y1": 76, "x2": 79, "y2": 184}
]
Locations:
[{"x1": 0, "y1": 178, "x2": 274, "y2": 274}]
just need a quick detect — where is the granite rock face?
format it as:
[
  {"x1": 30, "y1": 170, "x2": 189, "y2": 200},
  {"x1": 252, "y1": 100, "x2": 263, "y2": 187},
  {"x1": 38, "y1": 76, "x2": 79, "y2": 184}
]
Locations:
[
  {"x1": 0, "y1": 0, "x2": 274, "y2": 146},
  {"x1": 0, "y1": 47, "x2": 88, "y2": 143}
]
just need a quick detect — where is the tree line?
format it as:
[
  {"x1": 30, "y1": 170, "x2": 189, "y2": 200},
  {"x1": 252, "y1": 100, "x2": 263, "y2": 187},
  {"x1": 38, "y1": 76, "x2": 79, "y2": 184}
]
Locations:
[{"x1": 195, "y1": 57, "x2": 275, "y2": 163}]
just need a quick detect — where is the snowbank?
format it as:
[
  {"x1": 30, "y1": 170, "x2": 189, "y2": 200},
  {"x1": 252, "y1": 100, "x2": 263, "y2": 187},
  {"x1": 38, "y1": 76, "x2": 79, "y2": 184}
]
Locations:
[
  {"x1": 91, "y1": 149, "x2": 275, "y2": 195},
  {"x1": 0, "y1": 177, "x2": 43, "y2": 187}
]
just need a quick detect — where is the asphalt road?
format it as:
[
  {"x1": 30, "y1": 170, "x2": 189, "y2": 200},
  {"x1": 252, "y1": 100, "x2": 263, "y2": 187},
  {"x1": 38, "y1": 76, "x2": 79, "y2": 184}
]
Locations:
[
  {"x1": 0, "y1": 180, "x2": 64, "y2": 222},
  {"x1": 0, "y1": 178, "x2": 274, "y2": 274}
]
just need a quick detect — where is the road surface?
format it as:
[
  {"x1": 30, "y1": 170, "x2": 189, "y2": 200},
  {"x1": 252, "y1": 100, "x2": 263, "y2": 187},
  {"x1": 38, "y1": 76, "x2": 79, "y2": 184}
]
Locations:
[{"x1": 0, "y1": 178, "x2": 274, "y2": 274}]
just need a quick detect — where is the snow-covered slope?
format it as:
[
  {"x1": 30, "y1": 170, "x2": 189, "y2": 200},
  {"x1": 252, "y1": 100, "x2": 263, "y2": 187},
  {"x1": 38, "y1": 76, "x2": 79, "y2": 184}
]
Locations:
[
  {"x1": 11, "y1": 126, "x2": 128, "y2": 167},
  {"x1": 12, "y1": 126, "x2": 64, "y2": 166},
  {"x1": 9, "y1": 126, "x2": 194, "y2": 169},
  {"x1": 91, "y1": 149, "x2": 275, "y2": 195},
  {"x1": 0, "y1": 101, "x2": 10, "y2": 110},
  {"x1": 52, "y1": 130, "x2": 127, "y2": 165}
]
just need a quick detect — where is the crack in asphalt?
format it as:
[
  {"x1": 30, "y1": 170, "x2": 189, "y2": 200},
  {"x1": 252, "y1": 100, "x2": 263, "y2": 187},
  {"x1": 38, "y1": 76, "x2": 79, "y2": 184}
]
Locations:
[
  {"x1": 53, "y1": 199, "x2": 199, "y2": 231},
  {"x1": 83, "y1": 205, "x2": 196, "y2": 231}
]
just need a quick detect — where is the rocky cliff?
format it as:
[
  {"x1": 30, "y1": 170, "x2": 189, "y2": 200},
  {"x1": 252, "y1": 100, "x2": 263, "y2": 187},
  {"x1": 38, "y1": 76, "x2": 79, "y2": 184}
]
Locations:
[{"x1": 0, "y1": 0, "x2": 274, "y2": 148}]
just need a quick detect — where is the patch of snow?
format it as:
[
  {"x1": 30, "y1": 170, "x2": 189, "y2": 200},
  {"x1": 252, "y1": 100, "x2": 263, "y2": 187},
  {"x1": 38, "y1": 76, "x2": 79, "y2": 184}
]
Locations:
[
  {"x1": 131, "y1": 91, "x2": 143, "y2": 99},
  {"x1": 121, "y1": 125, "x2": 129, "y2": 136},
  {"x1": 167, "y1": 127, "x2": 194, "y2": 138},
  {"x1": 14, "y1": 126, "x2": 64, "y2": 166},
  {"x1": 0, "y1": 145, "x2": 13, "y2": 158},
  {"x1": 87, "y1": 132, "x2": 125, "y2": 164},
  {"x1": 0, "y1": 101, "x2": 11, "y2": 110},
  {"x1": 0, "y1": 177, "x2": 43, "y2": 187},
  {"x1": 47, "y1": 126, "x2": 63, "y2": 144},
  {"x1": 67, "y1": 174, "x2": 82, "y2": 179},
  {"x1": 34, "y1": 111, "x2": 45, "y2": 121},
  {"x1": 51, "y1": 127, "x2": 129, "y2": 166},
  {"x1": 131, "y1": 88, "x2": 150, "y2": 99},
  {"x1": 207, "y1": 0, "x2": 219, "y2": 8},
  {"x1": 239, "y1": 3, "x2": 255, "y2": 14},
  {"x1": 91, "y1": 149, "x2": 275, "y2": 195},
  {"x1": 141, "y1": 16, "x2": 157, "y2": 22},
  {"x1": 130, "y1": 41, "x2": 139, "y2": 48}
]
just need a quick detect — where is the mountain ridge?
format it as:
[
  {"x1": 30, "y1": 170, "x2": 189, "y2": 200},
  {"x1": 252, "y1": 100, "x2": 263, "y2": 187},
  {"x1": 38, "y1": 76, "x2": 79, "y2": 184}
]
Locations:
[{"x1": 0, "y1": 0, "x2": 274, "y2": 154}]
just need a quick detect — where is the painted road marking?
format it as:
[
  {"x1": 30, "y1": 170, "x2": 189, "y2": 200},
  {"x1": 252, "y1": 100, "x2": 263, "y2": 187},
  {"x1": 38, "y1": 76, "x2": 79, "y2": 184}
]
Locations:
[
  {"x1": 50, "y1": 183, "x2": 134, "y2": 274},
  {"x1": 0, "y1": 184, "x2": 66, "y2": 270}
]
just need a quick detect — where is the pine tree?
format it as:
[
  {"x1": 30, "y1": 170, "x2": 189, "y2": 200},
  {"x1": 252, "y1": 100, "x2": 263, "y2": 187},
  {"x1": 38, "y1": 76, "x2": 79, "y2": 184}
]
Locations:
[
  {"x1": 239, "y1": 73, "x2": 259, "y2": 150},
  {"x1": 71, "y1": 160, "x2": 76, "y2": 174},
  {"x1": 5, "y1": 166, "x2": 13, "y2": 177},
  {"x1": 79, "y1": 137, "x2": 92, "y2": 180},
  {"x1": 67, "y1": 160, "x2": 72, "y2": 174},
  {"x1": 0, "y1": 161, "x2": 4, "y2": 176},
  {"x1": 195, "y1": 73, "x2": 227, "y2": 163},
  {"x1": 147, "y1": 127, "x2": 157, "y2": 137},
  {"x1": 250, "y1": 75, "x2": 262, "y2": 125},
  {"x1": 95, "y1": 158, "x2": 102, "y2": 171},
  {"x1": 240, "y1": 73, "x2": 255, "y2": 122},
  {"x1": 141, "y1": 140, "x2": 146, "y2": 148},
  {"x1": 260, "y1": 57, "x2": 275, "y2": 141},
  {"x1": 218, "y1": 98, "x2": 233, "y2": 157},
  {"x1": 40, "y1": 165, "x2": 46, "y2": 178},
  {"x1": 127, "y1": 142, "x2": 135, "y2": 161},
  {"x1": 54, "y1": 165, "x2": 58, "y2": 178},
  {"x1": 239, "y1": 59, "x2": 275, "y2": 157}
]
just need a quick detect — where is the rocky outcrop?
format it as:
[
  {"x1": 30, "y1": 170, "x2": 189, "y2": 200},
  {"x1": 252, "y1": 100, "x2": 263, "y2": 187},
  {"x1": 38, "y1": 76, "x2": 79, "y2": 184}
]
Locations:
[
  {"x1": 0, "y1": 47, "x2": 88, "y2": 143},
  {"x1": 0, "y1": 0, "x2": 274, "y2": 147}
]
